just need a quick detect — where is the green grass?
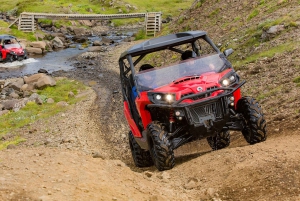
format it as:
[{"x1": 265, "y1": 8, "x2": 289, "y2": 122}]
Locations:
[
  {"x1": 233, "y1": 42, "x2": 298, "y2": 69},
  {"x1": 247, "y1": 9, "x2": 259, "y2": 21},
  {"x1": 0, "y1": 78, "x2": 88, "y2": 150},
  {"x1": 293, "y1": 76, "x2": 300, "y2": 87},
  {"x1": 257, "y1": 85, "x2": 283, "y2": 101}
]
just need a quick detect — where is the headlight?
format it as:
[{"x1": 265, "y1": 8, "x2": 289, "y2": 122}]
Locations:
[
  {"x1": 222, "y1": 79, "x2": 230, "y2": 86},
  {"x1": 166, "y1": 94, "x2": 173, "y2": 102},
  {"x1": 149, "y1": 93, "x2": 176, "y2": 104},
  {"x1": 220, "y1": 71, "x2": 239, "y2": 87}
]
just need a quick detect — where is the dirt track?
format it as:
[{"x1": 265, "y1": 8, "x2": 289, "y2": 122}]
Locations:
[{"x1": 1, "y1": 40, "x2": 300, "y2": 201}]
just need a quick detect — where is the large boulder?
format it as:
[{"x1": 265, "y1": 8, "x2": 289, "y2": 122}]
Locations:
[
  {"x1": 35, "y1": 76, "x2": 56, "y2": 89},
  {"x1": 29, "y1": 41, "x2": 47, "y2": 50},
  {"x1": 73, "y1": 27, "x2": 87, "y2": 36},
  {"x1": 52, "y1": 36, "x2": 64, "y2": 49},
  {"x1": 24, "y1": 73, "x2": 46, "y2": 84},
  {"x1": 9, "y1": 78, "x2": 24, "y2": 92},
  {"x1": 26, "y1": 47, "x2": 43, "y2": 55}
]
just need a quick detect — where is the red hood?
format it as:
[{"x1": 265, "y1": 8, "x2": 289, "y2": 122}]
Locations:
[
  {"x1": 8, "y1": 47, "x2": 24, "y2": 55},
  {"x1": 152, "y1": 69, "x2": 232, "y2": 100}
]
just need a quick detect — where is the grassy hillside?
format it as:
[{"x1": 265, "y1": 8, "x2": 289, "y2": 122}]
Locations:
[
  {"x1": 0, "y1": 0, "x2": 194, "y2": 17},
  {"x1": 166, "y1": 0, "x2": 300, "y2": 131}
]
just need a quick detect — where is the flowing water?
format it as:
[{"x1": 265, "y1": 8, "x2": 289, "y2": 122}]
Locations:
[{"x1": 0, "y1": 30, "x2": 136, "y2": 79}]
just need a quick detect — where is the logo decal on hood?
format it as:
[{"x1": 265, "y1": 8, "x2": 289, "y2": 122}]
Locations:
[{"x1": 197, "y1": 86, "x2": 203, "y2": 92}]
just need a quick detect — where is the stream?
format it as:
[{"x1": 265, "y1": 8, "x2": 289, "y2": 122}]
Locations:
[{"x1": 0, "y1": 30, "x2": 135, "y2": 79}]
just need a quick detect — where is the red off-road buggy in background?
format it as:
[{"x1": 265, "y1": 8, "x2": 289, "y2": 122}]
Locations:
[
  {"x1": 0, "y1": 35, "x2": 28, "y2": 62},
  {"x1": 119, "y1": 31, "x2": 267, "y2": 171}
]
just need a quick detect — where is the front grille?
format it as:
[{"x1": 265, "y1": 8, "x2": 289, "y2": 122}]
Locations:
[
  {"x1": 188, "y1": 100, "x2": 224, "y2": 124},
  {"x1": 181, "y1": 93, "x2": 207, "y2": 100}
]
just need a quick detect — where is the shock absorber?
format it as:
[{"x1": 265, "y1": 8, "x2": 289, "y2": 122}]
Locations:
[{"x1": 169, "y1": 109, "x2": 175, "y2": 133}]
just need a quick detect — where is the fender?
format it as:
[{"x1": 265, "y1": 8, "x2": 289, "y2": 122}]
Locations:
[{"x1": 123, "y1": 101, "x2": 142, "y2": 138}]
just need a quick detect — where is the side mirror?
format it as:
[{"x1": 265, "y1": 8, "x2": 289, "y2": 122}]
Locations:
[{"x1": 223, "y1": 48, "x2": 234, "y2": 57}]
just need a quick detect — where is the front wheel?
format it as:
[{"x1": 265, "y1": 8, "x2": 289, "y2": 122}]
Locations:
[
  {"x1": 237, "y1": 97, "x2": 267, "y2": 144},
  {"x1": 207, "y1": 130, "x2": 230, "y2": 150},
  {"x1": 148, "y1": 122, "x2": 175, "y2": 171},
  {"x1": 128, "y1": 131, "x2": 153, "y2": 168},
  {"x1": 7, "y1": 54, "x2": 14, "y2": 62}
]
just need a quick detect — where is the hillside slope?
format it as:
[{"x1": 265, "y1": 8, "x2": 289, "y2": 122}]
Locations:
[{"x1": 167, "y1": 0, "x2": 300, "y2": 134}]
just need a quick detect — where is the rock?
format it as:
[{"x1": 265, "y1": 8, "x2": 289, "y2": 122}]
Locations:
[
  {"x1": 24, "y1": 73, "x2": 46, "y2": 84},
  {"x1": 92, "y1": 40, "x2": 103, "y2": 46},
  {"x1": 7, "y1": 144, "x2": 16, "y2": 149},
  {"x1": 184, "y1": 178, "x2": 198, "y2": 190},
  {"x1": 73, "y1": 27, "x2": 87, "y2": 36},
  {"x1": 21, "y1": 83, "x2": 35, "y2": 91},
  {"x1": 0, "y1": 80, "x2": 5, "y2": 89},
  {"x1": 73, "y1": 36, "x2": 88, "y2": 43},
  {"x1": 1, "y1": 99, "x2": 18, "y2": 110},
  {"x1": 38, "y1": 69, "x2": 49, "y2": 74},
  {"x1": 206, "y1": 188, "x2": 217, "y2": 197},
  {"x1": 144, "y1": 171, "x2": 153, "y2": 178},
  {"x1": 29, "y1": 41, "x2": 47, "y2": 50},
  {"x1": 88, "y1": 46, "x2": 106, "y2": 52},
  {"x1": 26, "y1": 47, "x2": 43, "y2": 55},
  {"x1": 56, "y1": 101, "x2": 68, "y2": 107},
  {"x1": 0, "y1": 110, "x2": 9, "y2": 116},
  {"x1": 92, "y1": 152, "x2": 104, "y2": 159},
  {"x1": 35, "y1": 75, "x2": 56, "y2": 89},
  {"x1": 52, "y1": 37, "x2": 64, "y2": 49},
  {"x1": 47, "y1": 98, "x2": 54, "y2": 104},
  {"x1": 101, "y1": 37, "x2": 113, "y2": 44},
  {"x1": 10, "y1": 78, "x2": 24, "y2": 91},
  {"x1": 79, "y1": 20, "x2": 93, "y2": 27},
  {"x1": 9, "y1": 92, "x2": 19, "y2": 99},
  {"x1": 68, "y1": 92, "x2": 74, "y2": 97}
]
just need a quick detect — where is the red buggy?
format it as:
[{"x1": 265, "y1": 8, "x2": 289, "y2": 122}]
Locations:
[{"x1": 119, "y1": 31, "x2": 267, "y2": 171}]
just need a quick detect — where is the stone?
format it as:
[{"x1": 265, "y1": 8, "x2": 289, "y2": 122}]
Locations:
[
  {"x1": 9, "y1": 92, "x2": 19, "y2": 99},
  {"x1": 144, "y1": 171, "x2": 153, "y2": 178},
  {"x1": 2, "y1": 99, "x2": 18, "y2": 110},
  {"x1": 0, "y1": 110, "x2": 9, "y2": 116},
  {"x1": 52, "y1": 37, "x2": 64, "y2": 49},
  {"x1": 0, "y1": 80, "x2": 5, "y2": 89},
  {"x1": 29, "y1": 41, "x2": 47, "y2": 49},
  {"x1": 88, "y1": 46, "x2": 105, "y2": 52},
  {"x1": 47, "y1": 98, "x2": 54, "y2": 104},
  {"x1": 7, "y1": 144, "x2": 16, "y2": 149},
  {"x1": 56, "y1": 101, "x2": 68, "y2": 107},
  {"x1": 26, "y1": 47, "x2": 43, "y2": 55},
  {"x1": 24, "y1": 73, "x2": 46, "y2": 84},
  {"x1": 184, "y1": 178, "x2": 198, "y2": 190},
  {"x1": 92, "y1": 152, "x2": 104, "y2": 159},
  {"x1": 38, "y1": 69, "x2": 49, "y2": 74},
  {"x1": 73, "y1": 27, "x2": 87, "y2": 36},
  {"x1": 68, "y1": 92, "x2": 74, "y2": 97},
  {"x1": 92, "y1": 40, "x2": 103, "y2": 46},
  {"x1": 35, "y1": 76, "x2": 56, "y2": 89},
  {"x1": 9, "y1": 78, "x2": 24, "y2": 92}
]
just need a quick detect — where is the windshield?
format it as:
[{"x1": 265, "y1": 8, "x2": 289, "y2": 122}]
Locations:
[
  {"x1": 135, "y1": 53, "x2": 229, "y2": 91},
  {"x1": 3, "y1": 39, "x2": 21, "y2": 49}
]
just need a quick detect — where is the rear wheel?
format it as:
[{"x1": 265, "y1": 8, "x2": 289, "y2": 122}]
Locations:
[
  {"x1": 207, "y1": 130, "x2": 230, "y2": 150},
  {"x1": 237, "y1": 97, "x2": 267, "y2": 144},
  {"x1": 148, "y1": 122, "x2": 175, "y2": 171},
  {"x1": 128, "y1": 131, "x2": 153, "y2": 167}
]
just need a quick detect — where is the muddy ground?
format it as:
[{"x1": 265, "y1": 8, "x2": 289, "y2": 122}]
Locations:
[{"x1": 0, "y1": 39, "x2": 300, "y2": 201}]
